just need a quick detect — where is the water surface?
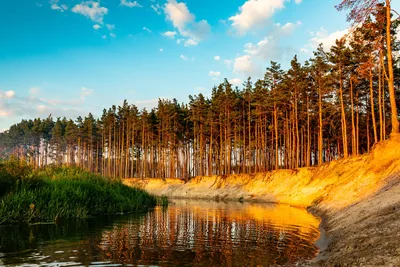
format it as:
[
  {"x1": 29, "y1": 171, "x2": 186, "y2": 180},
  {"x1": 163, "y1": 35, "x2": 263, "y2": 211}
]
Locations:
[{"x1": 0, "y1": 200, "x2": 320, "y2": 267}]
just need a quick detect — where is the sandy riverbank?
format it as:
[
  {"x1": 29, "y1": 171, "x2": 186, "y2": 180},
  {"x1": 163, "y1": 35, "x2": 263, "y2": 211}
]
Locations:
[{"x1": 124, "y1": 136, "x2": 400, "y2": 266}]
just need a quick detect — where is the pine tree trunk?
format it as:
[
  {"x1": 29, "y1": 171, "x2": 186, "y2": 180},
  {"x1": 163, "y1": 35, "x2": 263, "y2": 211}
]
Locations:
[
  {"x1": 386, "y1": 0, "x2": 399, "y2": 134},
  {"x1": 369, "y1": 68, "x2": 378, "y2": 144}
]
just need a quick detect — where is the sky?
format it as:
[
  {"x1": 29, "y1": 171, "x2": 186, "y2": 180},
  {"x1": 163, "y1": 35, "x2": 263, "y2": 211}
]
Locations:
[{"x1": 1, "y1": 0, "x2": 399, "y2": 132}]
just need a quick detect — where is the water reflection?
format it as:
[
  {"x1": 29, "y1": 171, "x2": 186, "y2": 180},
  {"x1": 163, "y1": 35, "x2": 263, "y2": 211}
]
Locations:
[{"x1": 0, "y1": 200, "x2": 320, "y2": 267}]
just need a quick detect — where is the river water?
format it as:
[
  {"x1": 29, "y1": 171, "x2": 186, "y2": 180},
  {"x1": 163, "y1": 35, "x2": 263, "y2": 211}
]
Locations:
[{"x1": 0, "y1": 200, "x2": 320, "y2": 267}]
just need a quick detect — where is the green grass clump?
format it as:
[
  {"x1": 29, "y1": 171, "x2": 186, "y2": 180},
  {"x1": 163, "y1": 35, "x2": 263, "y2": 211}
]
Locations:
[{"x1": 0, "y1": 162, "x2": 157, "y2": 225}]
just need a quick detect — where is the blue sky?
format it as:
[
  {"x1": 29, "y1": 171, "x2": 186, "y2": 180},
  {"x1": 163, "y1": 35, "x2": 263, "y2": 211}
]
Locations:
[{"x1": 1, "y1": 0, "x2": 398, "y2": 131}]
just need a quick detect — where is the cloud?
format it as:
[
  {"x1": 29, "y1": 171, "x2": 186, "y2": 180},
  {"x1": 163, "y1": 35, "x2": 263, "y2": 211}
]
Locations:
[
  {"x1": 294, "y1": 0, "x2": 302, "y2": 4},
  {"x1": 29, "y1": 87, "x2": 40, "y2": 96},
  {"x1": 164, "y1": 0, "x2": 210, "y2": 46},
  {"x1": 300, "y1": 47, "x2": 309, "y2": 53},
  {"x1": 72, "y1": 1, "x2": 108, "y2": 24},
  {"x1": 214, "y1": 56, "x2": 220, "y2": 61},
  {"x1": 0, "y1": 90, "x2": 16, "y2": 99},
  {"x1": 229, "y1": 0, "x2": 285, "y2": 35},
  {"x1": 93, "y1": 24, "x2": 101, "y2": 30},
  {"x1": 81, "y1": 87, "x2": 94, "y2": 99},
  {"x1": 37, "y1": 105, "x2": 48, "y2": 113},
  {"x1": 106, "y1": 24, "x2": 115, "y2": 31},
  {"x1": 184, "y1": 39, "x2": 198, "y2": 46},
  {"x1": 232, "y1": 22, "x2": 301, "y2": 77},
  {"x1": 160, "y1": 48, "x2": 164, "y2": 52},
  {"x1": 194, "y1": 87, "x2": 207, "y2": 92},
  {"x1": 0, "y1": 88, "x2": 92, "y2": 130},
  {"x1": 233, "y1": 55, "x2": 256, "y2": 76},
  {"x1": 209, "y1": 71, "x2": 221, "y2": 77},
  {"x1": 304, "y1": 27, "x2": 349, "y2": 53},
  {"x1": 151, "y1": 3, "x2": 162, "y2": 14},
  {"x1": 110, "y1": 33, "x2": 116, "y2": 38},
  {"x1": 164, "y1": 0, "x2": 194, "y2": 31},
  {"x1": 278, "y1": 21, "x2": 302, "y2": 35},
  {"x1": 162, "y1": 31, "x2": 177, "y2": 38},
  {"x1": 229, "y1": 78, "x2": 243, "y2": 86},
  {"x1": 50, "y1": 0, "x2": 68, "y2": 12},
  {"x1": 180, "y1": 55, "x2": 188, "y2": 60},
  {"x1": 120, "y1": 0, "x2": 142, "y2": 8},
  {"x1": 224, "y1": 59, "x2": 232, "y2": 69},
  {"x1": 244, "y1": 37, "x2": 280, "y2": 60},
  {"x1": 133, "y1": 98, "x2": 159, "y2": 110},
  {"x1": 143, "y1": 27, "x2": 151, "y2": 33}
]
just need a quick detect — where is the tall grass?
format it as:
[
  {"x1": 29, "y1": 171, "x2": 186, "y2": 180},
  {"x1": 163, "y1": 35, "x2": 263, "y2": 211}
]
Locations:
[{"x1": 0, "y1": 161, "x2": 158, "y2": 225}]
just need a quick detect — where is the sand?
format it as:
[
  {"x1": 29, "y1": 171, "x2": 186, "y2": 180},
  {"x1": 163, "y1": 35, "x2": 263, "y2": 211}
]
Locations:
[{"x1": 124, "y1": 135, "x2": 400, "y2": 266}]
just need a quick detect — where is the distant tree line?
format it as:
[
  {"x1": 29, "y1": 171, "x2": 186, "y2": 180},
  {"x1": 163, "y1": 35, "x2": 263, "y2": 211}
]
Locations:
[{"x1": 0, "y1": 3, "x2": 399, "y2": 179}]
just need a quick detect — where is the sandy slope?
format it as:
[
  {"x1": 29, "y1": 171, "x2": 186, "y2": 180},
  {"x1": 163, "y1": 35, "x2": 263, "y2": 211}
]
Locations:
[{"x1": 124, "y1": 136, "x2": 400, "y2": 265}]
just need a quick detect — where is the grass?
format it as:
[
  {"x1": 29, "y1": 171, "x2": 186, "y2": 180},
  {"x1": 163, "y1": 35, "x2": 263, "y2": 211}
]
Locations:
[{"x1": 0, "y1": 160, "x2": 159, "y2": 225}]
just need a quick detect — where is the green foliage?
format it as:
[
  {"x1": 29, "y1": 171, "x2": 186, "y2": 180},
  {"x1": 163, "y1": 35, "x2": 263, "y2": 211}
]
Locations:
[{"x1": 0, "y1": 163, "x2": 157, "y2": 225}]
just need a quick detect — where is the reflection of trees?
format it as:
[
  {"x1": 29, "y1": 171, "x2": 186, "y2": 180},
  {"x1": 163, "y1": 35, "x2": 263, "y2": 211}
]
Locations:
[
  {"x1": 93, "y1": 203, "x2": 319, "y2": 266},
  {"x1": 0, "y1": 203, "x2": 319, "y2": 267}
]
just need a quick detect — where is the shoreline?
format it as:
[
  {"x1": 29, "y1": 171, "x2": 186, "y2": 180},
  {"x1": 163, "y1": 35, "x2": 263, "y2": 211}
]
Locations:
[{"x1": 124, "y1": 136, "x2": 400, "y2": 266}]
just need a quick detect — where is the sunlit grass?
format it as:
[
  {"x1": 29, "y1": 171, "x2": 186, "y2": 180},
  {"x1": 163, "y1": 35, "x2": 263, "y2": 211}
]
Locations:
[{"x1": 0, "y1": 160, "x2": 158, "y2": 225}]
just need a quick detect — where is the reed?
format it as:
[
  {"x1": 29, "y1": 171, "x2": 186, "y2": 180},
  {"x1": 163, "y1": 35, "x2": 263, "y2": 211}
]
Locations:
[{"x1": 0, "y1": 161, "x2": 158, "y2": 225}]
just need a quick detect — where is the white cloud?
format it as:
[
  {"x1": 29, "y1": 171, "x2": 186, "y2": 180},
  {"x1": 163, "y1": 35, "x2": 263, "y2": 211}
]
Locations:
[
  {"x1": 133, "y1": 99, "x2": 159, "y2": 110},
  {"x1": 29, "y1": 87, "x2": 40, "y2": 96},
  {"x1": 0, "y1": 88, "x2": 95, "y2": 130},
  {"x1": 0, "y1": 108, "x2": 11, "y2": 117},
  {"x1": 244, "y1": 36, "x2": 280, "y2": 60},
  {"x1": 81, "y1": 87, "x2": 94, "y2": 99},
  {"x1": 224, "y1": 59, "x2": 232, "y2": 69},
  {"x1": 176, "y1": 38, "x2": 183, "y2": 44},
  {"x1": 305, "y1": 27, "x2": 349, "y2": 52},
  {"x1": 0, "y1": 90, "x2": 16, "y2": 99},
  {"x1": 214, "y1": 56, "x2": 220, "y2": 61},
  {"x1": 143, "y1": 27, "x2": 151, "y2": 33},
  {"x1": 164, "y1": 0, "x2": 210, "y2": 46},
  {"x1": 110, "y1": 33, "x2": 116, "y2": 38},
  {"x1": 194, "y1": 87, "x2": 207, "y2": 92},
  {"x1": 120, "y1": 0, "x2": 142, "y2": 8},
  {"x1": 180, "y1": 55, "x2": 188, "y2": 60},
  {"x1": 295, "y1": 0, "x2": 302, "y2": 4},
  {"x1": 162, "y1": 31, "x2": 177, "y2": 38},
  {"x1": 233, "y1": 55, "x2": 256, "y2": 76},
  {"x1": 229, "y1": 0, "x2": 285, "y2": 35},
  {"x1": 184, "y1": 39, "x2": 198, "y2": 46},
  {"x1": 300, "y1": 47, "x2": 309, "y2": 53},
  {"x1": 160, "y1": 48, "x2": 164, "y2": 52},
  {"x1": 93, "y1": 24, "x2": 101, "y2": 30},
  {"x1": 72, "y1": 1, "x2": 108, "y2": 24},
  {"x1": 37, "y1": 105, "x2": 47, "y2": 113},
  {"x1": 50, "y1": 0, "x2": 68, "y2": 12},
  {"x1": 233, "y1": 37, "x2": 280, "y2": 77},
  {"x1": 164, "y1": 0, "x2": 194, "y2": 31},
  {"x1": 151, "y1": 3, "x2": 162, "y2": 14},
  {"x1": 229, "y1": 78, "x2": 243, "y2": 86},
  {"x1": 106, "y1": 24, "x2": 115, "y2": 31},
  {"x1": 232, "y1": 22, "x2": 300, "y2": 77},
  {"x1": 279, "y1": 21, "x2": 302, "y2": 34},
  {"x1": 209, "y1": 71, "x2": 221, "y2": 77}
]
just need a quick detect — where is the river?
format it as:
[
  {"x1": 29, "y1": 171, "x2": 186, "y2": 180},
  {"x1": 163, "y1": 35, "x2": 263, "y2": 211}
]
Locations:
[{"x1": 0, "y1": 200, "x2": 320, "y2": 267}]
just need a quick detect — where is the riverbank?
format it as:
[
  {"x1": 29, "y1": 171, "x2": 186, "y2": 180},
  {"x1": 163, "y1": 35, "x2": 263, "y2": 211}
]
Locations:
[
  {"x1": 0, "y1": 164, "x2": 157, "y2": 225},
  {"x1": 124, "y1": 135, "x2": 400, "y2": 265}
]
